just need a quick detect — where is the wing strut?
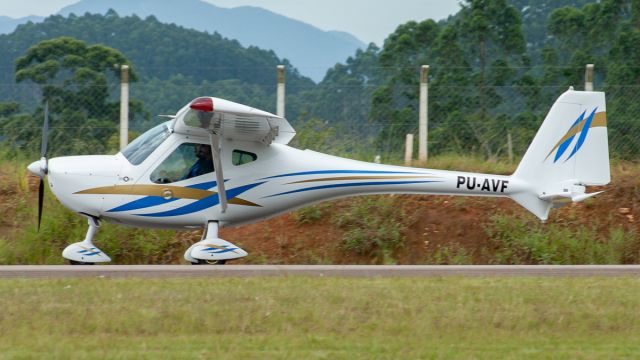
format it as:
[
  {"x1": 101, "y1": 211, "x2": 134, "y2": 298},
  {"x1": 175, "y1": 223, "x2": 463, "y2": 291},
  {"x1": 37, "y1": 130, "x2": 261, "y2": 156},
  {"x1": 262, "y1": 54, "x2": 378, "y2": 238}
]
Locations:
[{"x1": 209, "y1": 132, "x2": 227, "y2": 213}]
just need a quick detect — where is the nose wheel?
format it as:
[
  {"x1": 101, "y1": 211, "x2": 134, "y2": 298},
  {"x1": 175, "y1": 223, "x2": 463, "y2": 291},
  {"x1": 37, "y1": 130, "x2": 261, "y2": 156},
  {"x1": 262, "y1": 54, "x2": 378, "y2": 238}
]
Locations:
[
  {"x1": 62, "y1": 216, "x2": 111, "y2": 265},
  {"x1": 69, "y1": 260, "x2": 96, "y2": 265}
]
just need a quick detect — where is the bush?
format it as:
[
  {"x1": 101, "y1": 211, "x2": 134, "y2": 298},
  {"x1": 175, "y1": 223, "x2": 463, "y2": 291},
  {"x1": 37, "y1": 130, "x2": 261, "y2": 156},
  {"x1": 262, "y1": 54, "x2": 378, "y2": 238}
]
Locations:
[
  {"x1": 485, "y1": 214, "x2": 638, "y2": 264},
  {"x1": 333, "y1": 196, "x2": 412, "y2": 263}
]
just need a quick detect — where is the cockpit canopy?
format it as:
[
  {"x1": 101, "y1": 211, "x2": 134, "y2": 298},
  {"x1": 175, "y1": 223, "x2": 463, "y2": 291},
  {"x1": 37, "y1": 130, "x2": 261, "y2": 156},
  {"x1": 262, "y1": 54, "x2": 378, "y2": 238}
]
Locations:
[{"x1": 122, "y1": 122, "x2": 171, "y2": 165}]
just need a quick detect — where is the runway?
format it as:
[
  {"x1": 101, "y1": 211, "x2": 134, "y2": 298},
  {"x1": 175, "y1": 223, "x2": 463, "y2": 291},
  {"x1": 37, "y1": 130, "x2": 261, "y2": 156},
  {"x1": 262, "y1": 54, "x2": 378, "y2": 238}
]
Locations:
[{"x1": 2, "y1": 265, "x2": 640, "y2": 278}]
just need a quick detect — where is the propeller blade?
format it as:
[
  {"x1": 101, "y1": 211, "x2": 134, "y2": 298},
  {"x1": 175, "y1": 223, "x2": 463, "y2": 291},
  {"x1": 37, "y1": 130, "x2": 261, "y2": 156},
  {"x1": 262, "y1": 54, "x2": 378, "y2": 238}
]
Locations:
[
  {"x1": 41, "y1": 101, "x2": 49, "y2": 159},
  {"x1": 37, "y1": 178, "x2": 44, "y2": 232}
]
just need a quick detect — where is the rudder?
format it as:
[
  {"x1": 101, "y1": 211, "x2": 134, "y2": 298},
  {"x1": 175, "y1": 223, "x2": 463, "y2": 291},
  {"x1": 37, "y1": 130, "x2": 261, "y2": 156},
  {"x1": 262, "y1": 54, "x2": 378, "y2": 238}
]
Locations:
[{"x1": 510, "y1": 88, "x2": 610, "y2": 221}]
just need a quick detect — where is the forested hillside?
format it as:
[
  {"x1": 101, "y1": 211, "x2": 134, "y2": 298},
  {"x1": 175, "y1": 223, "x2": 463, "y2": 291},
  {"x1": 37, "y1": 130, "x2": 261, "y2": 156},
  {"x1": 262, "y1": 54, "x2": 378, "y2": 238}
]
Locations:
[
  {"x1": 306, "y1": 0, "x2": 640, "y2": 160},
  {"x1": 0, "y1": 11, "x2": 314, "y2": 114},
  {"x1": 2, "y1": 0, "x2": 640, "y2": 160}
]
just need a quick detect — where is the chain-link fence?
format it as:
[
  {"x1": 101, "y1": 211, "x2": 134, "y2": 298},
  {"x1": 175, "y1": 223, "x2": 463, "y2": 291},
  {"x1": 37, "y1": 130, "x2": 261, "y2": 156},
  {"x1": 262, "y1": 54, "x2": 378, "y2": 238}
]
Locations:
[{"x1": 0, "y1": 77, "x2": 638, "y2": 163}]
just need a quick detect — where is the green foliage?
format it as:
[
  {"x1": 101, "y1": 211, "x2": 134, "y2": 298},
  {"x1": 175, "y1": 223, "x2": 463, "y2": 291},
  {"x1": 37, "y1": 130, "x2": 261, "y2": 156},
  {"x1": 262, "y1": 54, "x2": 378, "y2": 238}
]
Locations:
[
  {"x1": 485, "y1": 214, "x2": 638, "y2": 264},
  {"x1": 333, "y1": 196, "x2": 411, "y2": 263},
  {"x1": 292, "y1": 204, "x2": 327, "y2": 225},
  {"x1": 425, "y1": 243, "x2": 473, "y2": 265}
]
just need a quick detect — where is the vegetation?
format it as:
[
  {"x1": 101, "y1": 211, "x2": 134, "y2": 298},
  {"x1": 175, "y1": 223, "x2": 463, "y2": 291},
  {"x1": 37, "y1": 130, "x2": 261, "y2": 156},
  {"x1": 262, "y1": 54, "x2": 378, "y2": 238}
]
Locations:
[
  {"x1": 1, "y1": 156, "x2": 638, "y2": 266},
  {"x1": 2, "y1": 277, "x2": 640, "y2": 357},
  {"x1": 4, "y1": 1, "x2": 640, "y2": 160},
  {"x1": 333, "y1": 196, "x2": 412, "y2": 264},
  {"x1": 486, "y1": 214, "x2": 638, "y2": 264}
]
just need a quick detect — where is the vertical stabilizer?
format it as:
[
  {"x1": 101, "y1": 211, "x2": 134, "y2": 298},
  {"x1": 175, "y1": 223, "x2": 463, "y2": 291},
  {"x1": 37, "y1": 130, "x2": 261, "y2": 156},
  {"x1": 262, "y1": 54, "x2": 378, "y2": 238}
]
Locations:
[{"x1": 510, "y1": 89, "x2": 610, "y2": 221}]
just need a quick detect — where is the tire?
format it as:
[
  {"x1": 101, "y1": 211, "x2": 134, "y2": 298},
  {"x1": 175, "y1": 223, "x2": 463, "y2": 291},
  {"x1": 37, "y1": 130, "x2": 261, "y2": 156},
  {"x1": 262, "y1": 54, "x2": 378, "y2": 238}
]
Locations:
[
  {"x1": 69, "y1": 260, "x2": 95, "y2": 265},
  {"x1": 191, "y1": 259, "x2": 227, "y2": 265}
]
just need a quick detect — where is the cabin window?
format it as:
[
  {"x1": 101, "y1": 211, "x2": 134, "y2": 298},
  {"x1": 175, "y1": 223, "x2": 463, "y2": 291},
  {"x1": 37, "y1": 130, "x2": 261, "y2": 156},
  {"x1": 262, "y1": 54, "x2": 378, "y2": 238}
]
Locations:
[
  {"x1": 150, "y1": 143, "x2": 214, "y2": 184},
  {"x1": 122, "y1": 122, "x2": 171, "y2": 165},
  {"x1": 232, "y1": 149, "x2": 257, "y2": 166}
]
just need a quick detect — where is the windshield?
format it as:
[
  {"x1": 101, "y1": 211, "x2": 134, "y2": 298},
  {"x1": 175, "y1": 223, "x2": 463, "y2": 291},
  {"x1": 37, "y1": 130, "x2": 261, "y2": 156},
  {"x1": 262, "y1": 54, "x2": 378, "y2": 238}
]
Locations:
[{"x1": 122, "y1": 122, "x2": 171, "y2": 165}]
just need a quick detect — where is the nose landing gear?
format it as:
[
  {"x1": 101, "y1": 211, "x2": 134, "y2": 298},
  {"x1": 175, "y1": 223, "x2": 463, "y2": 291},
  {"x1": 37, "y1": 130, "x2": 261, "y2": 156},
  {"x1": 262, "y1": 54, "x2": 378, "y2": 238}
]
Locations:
[{"x1": 62, "y1": 216, "x2": 111, "y2": 265}]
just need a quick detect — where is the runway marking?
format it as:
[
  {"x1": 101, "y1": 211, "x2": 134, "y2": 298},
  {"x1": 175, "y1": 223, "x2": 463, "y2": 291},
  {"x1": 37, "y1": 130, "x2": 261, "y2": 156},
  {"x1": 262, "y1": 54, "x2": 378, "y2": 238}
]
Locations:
[{"x1": 1, "y1": 265, "x2": 640, "y2": 278}]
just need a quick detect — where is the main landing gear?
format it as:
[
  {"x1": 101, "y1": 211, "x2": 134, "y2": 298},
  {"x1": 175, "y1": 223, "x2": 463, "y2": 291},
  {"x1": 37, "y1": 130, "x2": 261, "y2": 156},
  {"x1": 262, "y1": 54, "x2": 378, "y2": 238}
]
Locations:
[
  {"x1": 184, "y1": 221, "x2": 248, "y2": 265},
  {"x1": 62, "y1": 216, "x2": 111, "y2": 265},
  {"x1": 61, "y1": 218, "x2": 245, "y2": 265}
]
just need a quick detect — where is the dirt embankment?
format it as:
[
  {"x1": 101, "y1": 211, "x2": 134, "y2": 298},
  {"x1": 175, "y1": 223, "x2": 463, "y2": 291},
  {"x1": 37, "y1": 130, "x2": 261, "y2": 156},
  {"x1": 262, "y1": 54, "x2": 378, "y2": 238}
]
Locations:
[
  {"x1": 216, "y1": 164, "x2": 639, "y2": 264},
  {"x1": 10, "y1": 163, "x2": 640, "y2": 264}
]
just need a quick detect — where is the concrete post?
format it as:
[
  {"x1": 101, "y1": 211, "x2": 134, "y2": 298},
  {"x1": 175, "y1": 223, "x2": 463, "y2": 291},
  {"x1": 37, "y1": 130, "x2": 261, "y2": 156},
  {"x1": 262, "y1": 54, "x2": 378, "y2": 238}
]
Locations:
[
  {"x1": 507, "y1": 132, "x2": 513, "y2": 164},
  {"x1": 277, "y1": 65, "x2": 285, "y2": 117},
  {"x1": 119, "y1": 65, "x2": 130, "y2": 150},
  {"x1": 419, "y1": 65, "x2": 429, "y2": 163},
  {"x1": 585, "y1": 64, "x2": 594, "y2": 91},
  {"x1": 404, "y1": 134, "x2": 414, "y2": 166}
]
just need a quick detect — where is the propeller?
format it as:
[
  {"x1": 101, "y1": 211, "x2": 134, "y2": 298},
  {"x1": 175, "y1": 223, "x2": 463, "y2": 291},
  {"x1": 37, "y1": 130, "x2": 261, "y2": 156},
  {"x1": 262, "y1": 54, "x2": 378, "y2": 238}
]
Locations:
[{"x1": 26, "y1": 102, "x2": 50, "y2": 231}]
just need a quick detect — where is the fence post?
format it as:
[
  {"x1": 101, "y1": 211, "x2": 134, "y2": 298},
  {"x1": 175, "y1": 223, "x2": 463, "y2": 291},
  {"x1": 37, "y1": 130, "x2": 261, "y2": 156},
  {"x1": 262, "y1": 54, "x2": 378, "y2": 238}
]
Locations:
[
  {"x1": 404, "y1": 134, "x2": 414, "y2": 166},
  {"x1": 585, "y1": 64, "x2": 594, "y2": 91},
  {"x1": 419, "y1": 65, "x2": 429, "y2": 163},
  {"x1": 507, "y1": 132, "x2": 513, "y2": 164},
  {"x1": 277, "y1": 65, "x2": 285, "y2": 117},
  {"x1": 119, "y1": 64, "x2": 129, "y2": 150}
]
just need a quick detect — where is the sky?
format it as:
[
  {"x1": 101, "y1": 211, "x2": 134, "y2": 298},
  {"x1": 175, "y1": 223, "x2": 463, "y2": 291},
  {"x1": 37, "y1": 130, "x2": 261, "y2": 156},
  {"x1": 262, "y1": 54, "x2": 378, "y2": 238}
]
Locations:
[{"x1": 0, "y1": 0, "x2": 462, "y2": 45}]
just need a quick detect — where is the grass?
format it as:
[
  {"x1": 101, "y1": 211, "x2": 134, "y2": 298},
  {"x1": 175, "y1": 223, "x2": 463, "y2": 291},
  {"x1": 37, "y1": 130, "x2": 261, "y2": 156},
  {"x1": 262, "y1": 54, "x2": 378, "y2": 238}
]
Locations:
[
  {"x1": 332, "y1": 196, "x2": 412, "y2": 263},
  {"x1": 1, "y1": 277, "x2": 640, "y2": 358},
  {"x1": 485, "y1": 214, "x2": 639, "y2": 264}
]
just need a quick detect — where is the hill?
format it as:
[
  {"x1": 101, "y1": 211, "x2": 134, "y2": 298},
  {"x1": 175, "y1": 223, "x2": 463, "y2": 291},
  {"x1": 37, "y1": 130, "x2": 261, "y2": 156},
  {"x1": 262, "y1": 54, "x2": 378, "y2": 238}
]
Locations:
[
  {"x1": 56, "y1": 0, "x2": 365, "y2": 82},
  {"x1": 0, "y1": 12, "x2": 315, "y2": 121},
  {"x1": 0, "y1": 15, "x2": 43, "y2": 34}
]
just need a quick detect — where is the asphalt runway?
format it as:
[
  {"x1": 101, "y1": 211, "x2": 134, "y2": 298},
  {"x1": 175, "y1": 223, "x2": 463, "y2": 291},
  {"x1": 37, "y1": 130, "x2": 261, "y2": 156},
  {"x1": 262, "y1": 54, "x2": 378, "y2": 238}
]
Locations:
[{"x1": 1, "y1": 265, "x2": 640, "y2": 278}]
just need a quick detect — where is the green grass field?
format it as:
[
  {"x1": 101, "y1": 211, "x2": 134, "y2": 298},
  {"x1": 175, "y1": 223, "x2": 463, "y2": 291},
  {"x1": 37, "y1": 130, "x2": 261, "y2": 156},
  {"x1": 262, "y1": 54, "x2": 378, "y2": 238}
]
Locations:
[{"x1": 1, "y1": 277, "x2": 640, "y2": 359}]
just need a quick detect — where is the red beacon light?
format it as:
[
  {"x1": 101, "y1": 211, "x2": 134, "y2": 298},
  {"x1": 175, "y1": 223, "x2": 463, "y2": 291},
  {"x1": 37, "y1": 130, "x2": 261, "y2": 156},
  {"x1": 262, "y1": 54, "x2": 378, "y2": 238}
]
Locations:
[{"x1": 190, "y1": 97, "x2": 214, "y2": 112}]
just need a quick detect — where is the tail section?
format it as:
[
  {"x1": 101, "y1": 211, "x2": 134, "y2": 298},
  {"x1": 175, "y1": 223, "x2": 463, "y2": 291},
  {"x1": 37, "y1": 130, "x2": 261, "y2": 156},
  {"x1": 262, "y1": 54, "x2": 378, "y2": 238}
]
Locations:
[{"x1": 510, "y1": 88, "x2": 610, "y2": 221}]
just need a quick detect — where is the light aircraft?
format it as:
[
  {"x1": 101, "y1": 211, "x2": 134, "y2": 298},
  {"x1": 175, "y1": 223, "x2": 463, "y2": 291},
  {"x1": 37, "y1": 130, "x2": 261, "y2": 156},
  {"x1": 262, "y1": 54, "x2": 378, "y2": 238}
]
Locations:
[{"x1": 27, "y1": 88, "x2": 610, "y2": 264}]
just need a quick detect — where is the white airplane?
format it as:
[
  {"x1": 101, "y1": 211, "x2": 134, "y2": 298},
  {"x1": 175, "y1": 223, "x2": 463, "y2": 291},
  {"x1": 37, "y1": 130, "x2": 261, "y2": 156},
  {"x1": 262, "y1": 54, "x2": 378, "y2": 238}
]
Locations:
[{"x1": 27, "y1": 88, "x2": 610, "y2": 264}]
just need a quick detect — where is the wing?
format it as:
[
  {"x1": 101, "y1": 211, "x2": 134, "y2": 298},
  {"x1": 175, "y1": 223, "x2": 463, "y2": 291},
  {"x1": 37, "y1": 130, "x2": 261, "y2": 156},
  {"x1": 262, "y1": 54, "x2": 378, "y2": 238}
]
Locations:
[
  {"x1": 170, "y1": 97, "x2": 295, "y2": 145},
  {"x1": 170, "y1": 97, "x2": 296, "y2": 213}
]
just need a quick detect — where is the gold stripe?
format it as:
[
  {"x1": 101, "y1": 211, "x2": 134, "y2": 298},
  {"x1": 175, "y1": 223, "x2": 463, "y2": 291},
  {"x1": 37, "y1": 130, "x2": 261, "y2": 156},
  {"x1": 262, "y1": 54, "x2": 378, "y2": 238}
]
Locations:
[
  {"x1": 592, "y1": 111, "x2": 607, "y2": 127},
  {"x1": 75, "y1": 184, "x2": 261, "y2": 207},
  {"x1": 75, "y1": 184, "x2": 214, "y2": 200},
  {"x1": 287, "y1": 175, "x2": 438, "y2": 184},
  {"x1": 228, "y1": 197, "x2": 261, "y2": 207},
  {"x1": 545, "y1": 111, "x2": 606, "y2": 160}
]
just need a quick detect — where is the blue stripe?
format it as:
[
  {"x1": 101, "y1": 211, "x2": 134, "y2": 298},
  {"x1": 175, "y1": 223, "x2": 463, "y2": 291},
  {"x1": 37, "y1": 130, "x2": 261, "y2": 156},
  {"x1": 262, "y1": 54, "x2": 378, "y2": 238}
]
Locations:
[
  {"x1": 265, "y1": 180, "x2": 441, "y2": 198},
  {"x1": 206, "y1": 248, "x2": 239, "y2": 254},
  {"x1": 553, "y1": 110, "x2": 586, "y2": 163},
  {"x1": 567, "y1": 108, "x2": 597, "y2": 161},
  {"x1": 137, "y1": 182, "x2": 265, "y2": 217},
  {"x1": 108, "y1": 181, "x2": 217, "y2": 213},
  {"x1": 259, "y1": 170, "x2": 428, "y2": 180},
  {"x1": 554, "y1": 135, "x2": 575, "y2": 163},
  {"x1": 84, "y1": 251, "x2": 102, "y2": 256},
  {"x1": 569, "y1": 110, "x2": 586, "y2": 130}
]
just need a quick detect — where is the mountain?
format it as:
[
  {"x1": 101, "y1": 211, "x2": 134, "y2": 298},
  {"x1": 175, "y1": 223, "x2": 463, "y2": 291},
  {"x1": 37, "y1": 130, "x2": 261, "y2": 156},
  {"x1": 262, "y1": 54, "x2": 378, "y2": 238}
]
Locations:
[
  {"x1": 0, "y1": 15, "x2": 43, "y2": 34},
  {"x1": 0, "y1": 12, "x2": 315, "y2": 122},
  {"x1": 56, "y1": 0, "x2": 365, "y2": 82}
]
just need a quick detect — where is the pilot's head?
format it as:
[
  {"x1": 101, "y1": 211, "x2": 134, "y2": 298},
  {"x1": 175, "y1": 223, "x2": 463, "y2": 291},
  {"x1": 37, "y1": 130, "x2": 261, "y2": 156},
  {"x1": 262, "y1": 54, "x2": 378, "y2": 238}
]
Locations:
[{"x1": 195, "y1": 144, "x2": 211, "y2": 159}]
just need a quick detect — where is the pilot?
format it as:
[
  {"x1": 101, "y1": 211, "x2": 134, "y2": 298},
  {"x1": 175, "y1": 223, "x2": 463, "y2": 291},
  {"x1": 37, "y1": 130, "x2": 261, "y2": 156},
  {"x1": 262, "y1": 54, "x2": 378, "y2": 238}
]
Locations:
[{"x1": 184, "y1": 144, "x2": 214, "y2": 179}]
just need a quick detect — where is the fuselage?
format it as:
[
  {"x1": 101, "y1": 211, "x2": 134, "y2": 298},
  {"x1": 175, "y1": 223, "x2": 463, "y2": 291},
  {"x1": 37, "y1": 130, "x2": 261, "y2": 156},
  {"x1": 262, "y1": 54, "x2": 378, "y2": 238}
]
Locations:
[{"x1": 45, "y1": 128, "x2": 528, "y2": 230}]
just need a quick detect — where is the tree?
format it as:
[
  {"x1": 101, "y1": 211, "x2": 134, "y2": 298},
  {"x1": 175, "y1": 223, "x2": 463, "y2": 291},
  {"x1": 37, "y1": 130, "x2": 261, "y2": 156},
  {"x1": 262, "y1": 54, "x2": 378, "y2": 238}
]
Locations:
[
  {"x1": 15, "y1": 36, "x2": 134, "y2": 118},
  {"x1": 6, "y1": 37, "x2": 139, "y2": 155}
]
